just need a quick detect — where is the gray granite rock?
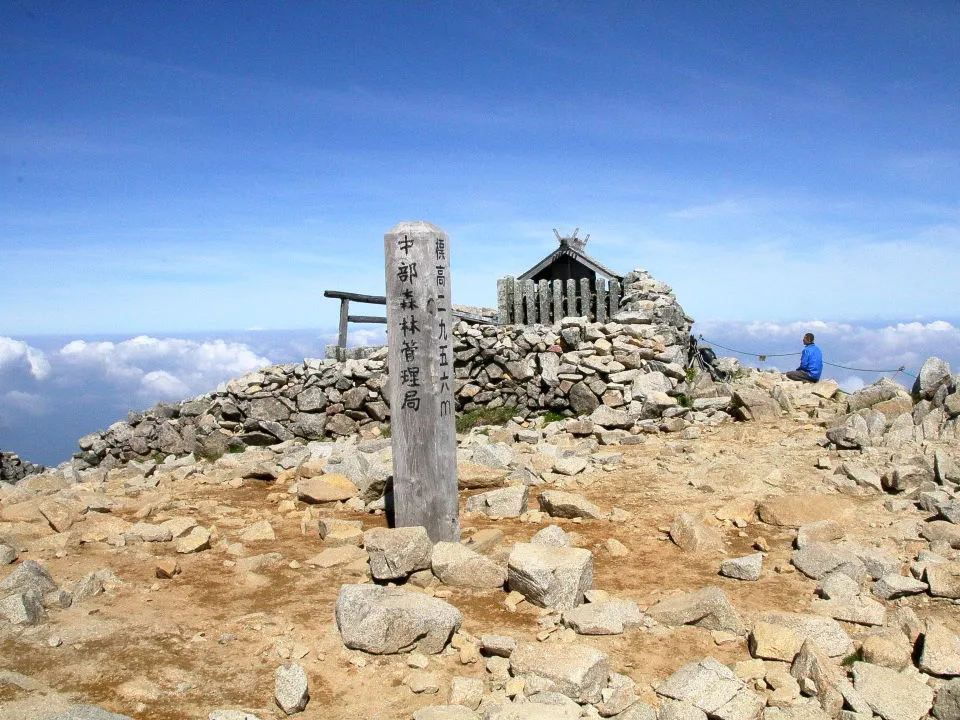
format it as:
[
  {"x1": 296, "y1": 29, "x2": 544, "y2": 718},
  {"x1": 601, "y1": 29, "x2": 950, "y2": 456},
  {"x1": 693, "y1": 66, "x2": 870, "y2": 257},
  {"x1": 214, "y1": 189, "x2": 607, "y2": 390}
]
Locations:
[
  {"x1": 0, "y1": 588, "x2": 45, "y2": 625},
  {"x1": 274, "y1": 663, "x2": 309, "y2": 715},
  {"x1": 791, "y1": 542, "x2": 865, "y2": 581},
  {"x1": 810, "y1": 596, "x2": 886, "y2": 626},
  {"x1": 335, "y1": 583, "x2": 461, "y2": 654},
  {"x1": 719, "y1": 553, "x2": 762, "y2": 581},
  {"x1": 509, "y1": 641, "x2": 610, "y2": 704},
  {"x1": 669, "y1": 513, "x2": 723, "y2": 553},
  {"x1": 852, "y1": 662, "x2": 933, "y2": 720},
  {"x1": 920, "y1": 620, "x2": 960, "y2": 677},
  {"x1": 646, "y1": 586, "x2": 745, "y2": 636},
  {"x1": 537, "y1": 490, "x2": 604, "y2": 519},
  {"x1": 363, "y1": 526, "x2": 433, "y2": 581},
  {"x1": 507, "y1": 543, "x2": 593, "y2": 610},
  {"x1": 530, "y1": 525, "x2": 571, "y2": 547},
  {"x1": 431, "y1": 541, "x2": 506, "y2": 589},
  {"x1": 757, "y1": 611, "x2": 853, "y2": 658},
  {"x1": 562, "y1": 599, "x2": 644, "y2": 635},
  {"x1": 0, "y1": 559, "x2": 58, "y2": 596},
  {"x1": 465, "y1": 485, "x2": 529, "y2": 518},
  {"x1": 933, "y1": 678, "x2": 960, "y2": 720},
  {"x1": 655, "y1": 657, "x2": 745, "y2": 715},
  {"x1": 872, "y1": 573, "x2": 928, "y2": 600},
  {"x1": 41, "y1": 706, "x2": 135, "y2": 720}
]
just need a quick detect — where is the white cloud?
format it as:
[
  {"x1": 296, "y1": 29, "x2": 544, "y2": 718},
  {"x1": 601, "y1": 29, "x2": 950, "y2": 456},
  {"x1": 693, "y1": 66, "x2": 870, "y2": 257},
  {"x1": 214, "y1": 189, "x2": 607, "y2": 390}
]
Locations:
[
  {"x1": 57, "y1": 335, "x2": 272, "y2": 399},
  {"x1": 0, "y1": 337, "x2": 52, "y2": 380},
  {"x1": 139, "y1": 370, "x2": 191, "y2": 401},
  {"x1": 1, "y1": 390, "x2": 47, "y2": 416}
]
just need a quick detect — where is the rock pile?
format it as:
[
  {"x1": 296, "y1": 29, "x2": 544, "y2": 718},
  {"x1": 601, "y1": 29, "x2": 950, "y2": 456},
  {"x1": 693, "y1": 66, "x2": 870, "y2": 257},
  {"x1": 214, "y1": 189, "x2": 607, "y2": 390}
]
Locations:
[
  {"x1": 824, "y1": 358, "x2": 959, "y2": 451},
  {"x1": 0, "y1": 451, "x2": 45, "y2": 484},
  {"x1": 65, "y1": 269, "x2": 697, "y2": 471}
]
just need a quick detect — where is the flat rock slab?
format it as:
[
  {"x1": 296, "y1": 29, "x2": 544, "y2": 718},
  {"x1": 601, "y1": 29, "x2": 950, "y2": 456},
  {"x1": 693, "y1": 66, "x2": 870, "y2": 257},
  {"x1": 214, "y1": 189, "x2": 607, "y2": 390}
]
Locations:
[
  {"x1": 562, "y1": 599, "x2": 644, "y2": 635},
  {"x1": 509, "y1": 641, "x2": 610, "y2": 704},
  {"x1": 304, "y1": 545, "x2": 366, "y2": 568},
  {"x1": 756, "y1": 611, "x2": 852, "y2": 658},
  {"x1": 925, "y1": 562, "x2": 960, "y2": 598},
  {"x1": 42, "y1": 705, "x2": 136, "y2": 719},
  {"x1": 297, "y1": 474, "x2": 358, "y2": 503},
  {"x1": 464, "y1": 486, "x2": 529, "y2": 518},
  {"x1": 757, "y1": 494, "x2": 858, "y2": 529},
  {"x1": 507, "y1": 543, "x2": 593, "y2": 611},
  {"x1": 719, "y1": 553, "x2": 762, "y2": 581},
  {"x1": 791, "y1": 542, "x2": 864, "y2": 581},
  {"x1": 537, "y1": 490, "x2": 604, "y2": 519},
  {"x1": 656, "y1": 657, "x2": 752, "y2": 716},
  {"x1": 669, "y1": 514, "x2": 723, "y2": 553},
  {"x1": 796, "y1": 520, "x2": 845, "y2": 548},
  {"x1": 919, "y1": 620, "x2": 960, "y2": 677},
  {"x1": 335, "y1": 583, "x2": 462, "y2": 655},
  {"x1": 412, "y1": 706, "x2": 481, "y2": 720},
  {"x1": 431, "y1": 542, "x2": 506, "y2": 589},
  {"x1": 811, "y1": 596, "x2": 887, "y2": 626},
  {"x1": 646, "y1": 586, "x2": 746, "y2": 636},
  {"x1": 852, "y1": 661, "x2": 933, "y2": 720},
  {"x1": 363, "y1": 526, "x2": 433, "y2": 581},
  {"x1": 484, "y1": 703, "x2": 580, "y2": 720},
  {"x1": 872, "y1": 574, "x2": 928, "y2": 600}
]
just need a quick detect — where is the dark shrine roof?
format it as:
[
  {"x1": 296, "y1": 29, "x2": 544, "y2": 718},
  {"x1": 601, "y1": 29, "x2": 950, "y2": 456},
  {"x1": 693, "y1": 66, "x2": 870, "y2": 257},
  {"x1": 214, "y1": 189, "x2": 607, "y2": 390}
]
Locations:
[{"x1": 517, "y1": 239, "x2": 623, "y2": 282}]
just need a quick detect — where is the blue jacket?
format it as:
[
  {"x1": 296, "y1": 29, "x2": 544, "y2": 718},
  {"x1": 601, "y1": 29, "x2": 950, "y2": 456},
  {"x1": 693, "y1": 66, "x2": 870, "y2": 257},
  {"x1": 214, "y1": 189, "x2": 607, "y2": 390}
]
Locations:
[{"x1": 799, "y1": 344, "x2": 823, "y2": 381}]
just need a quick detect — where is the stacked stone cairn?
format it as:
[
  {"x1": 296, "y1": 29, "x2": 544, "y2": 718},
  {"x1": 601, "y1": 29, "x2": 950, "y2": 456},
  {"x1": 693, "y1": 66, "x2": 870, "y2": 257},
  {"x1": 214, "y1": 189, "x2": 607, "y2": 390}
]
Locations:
[
  {"x1": 0, "y1": 451, "x2": 45, "y2": 484},
  {"x1": 68, "y1": 269, "x2": 712, "y2": 471}
]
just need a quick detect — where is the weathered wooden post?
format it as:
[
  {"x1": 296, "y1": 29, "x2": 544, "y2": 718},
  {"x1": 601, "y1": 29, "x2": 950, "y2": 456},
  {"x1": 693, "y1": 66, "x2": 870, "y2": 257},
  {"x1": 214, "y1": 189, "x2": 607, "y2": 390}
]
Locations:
[{"x1": 384, "y1": 221, "x2": 459, "y2": 542}]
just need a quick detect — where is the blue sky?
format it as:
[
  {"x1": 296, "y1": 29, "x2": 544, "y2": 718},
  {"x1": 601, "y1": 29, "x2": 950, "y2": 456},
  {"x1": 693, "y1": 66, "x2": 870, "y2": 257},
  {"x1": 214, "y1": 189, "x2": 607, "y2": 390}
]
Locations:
[{"x1": 2, "y1": 1, "x2": 960, "y2": 464}]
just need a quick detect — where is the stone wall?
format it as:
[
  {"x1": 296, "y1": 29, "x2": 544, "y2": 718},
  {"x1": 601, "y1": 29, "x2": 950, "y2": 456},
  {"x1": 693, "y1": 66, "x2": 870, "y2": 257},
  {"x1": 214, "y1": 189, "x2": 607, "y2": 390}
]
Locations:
[
  {"x1": 71, "y1": 269, "x2": 695, "y2": 470},
  {"x1": 0, "y1": 451, "x2": 46, "y2": 484}
]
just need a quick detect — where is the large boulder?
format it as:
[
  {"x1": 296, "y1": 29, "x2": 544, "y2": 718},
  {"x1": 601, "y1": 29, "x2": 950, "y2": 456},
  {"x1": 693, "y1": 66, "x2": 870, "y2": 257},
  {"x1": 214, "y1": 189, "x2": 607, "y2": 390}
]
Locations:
[
  {"x1": 363, "y1": 526, "x2": 433, "y2": 581},
  {"x1": 646, "y1": 586, "x2": 746, "y2": 636},
  {"x1": 826, "y1": 414, "x2": 871, "y2": 449},
  {"x1": 430, "y1": 542, "x2": 506, "y2": 589},
  {"x1": 914, "y1": 357, "x2": 953, "y2": 400},
  {"x1": 509, "y1": 641, "x2": 610, "y2": 704},
  {"x1": 731, "y1": 388, "x2": 781, "y2": 422},
  {"x1": 464, "y1": 486, "x2": 528, "y2": 518},
  {"x1": 852, "y1": 661, "x2": 933, "y2": 720},
  {"x1": 537, "y1": 490, "x2": 604, "y2": 520},
  {"x1": 335, "y1": 583, "x2": 462, "y2": 654},
  {"x1": 507, "y1": 543, "x2": 593, "y2": 611}
]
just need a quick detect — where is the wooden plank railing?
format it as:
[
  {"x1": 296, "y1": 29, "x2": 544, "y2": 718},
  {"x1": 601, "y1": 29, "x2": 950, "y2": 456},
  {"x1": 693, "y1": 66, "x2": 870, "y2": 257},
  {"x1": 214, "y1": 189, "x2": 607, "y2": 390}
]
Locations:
[
  {"x1": 324, "y1": 290, "x2": 498, "y2": 358},
  {"x1": 496, "y1": 276, "x2": 622, "y2": 325}
]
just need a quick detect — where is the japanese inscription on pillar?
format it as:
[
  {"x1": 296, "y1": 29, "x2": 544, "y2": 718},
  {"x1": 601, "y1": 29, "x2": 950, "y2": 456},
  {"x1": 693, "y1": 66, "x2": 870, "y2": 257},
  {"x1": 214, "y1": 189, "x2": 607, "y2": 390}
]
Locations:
[{"x1": 384, "y1": 221, "x2": 459, "y2": 542}]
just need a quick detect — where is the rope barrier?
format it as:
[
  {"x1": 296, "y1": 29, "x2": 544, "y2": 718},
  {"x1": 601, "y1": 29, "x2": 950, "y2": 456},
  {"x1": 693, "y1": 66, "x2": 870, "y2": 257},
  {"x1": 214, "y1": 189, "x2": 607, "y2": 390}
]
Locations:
[{"x1": 697, "y1": 335, "x2": 916, "y2": 379}]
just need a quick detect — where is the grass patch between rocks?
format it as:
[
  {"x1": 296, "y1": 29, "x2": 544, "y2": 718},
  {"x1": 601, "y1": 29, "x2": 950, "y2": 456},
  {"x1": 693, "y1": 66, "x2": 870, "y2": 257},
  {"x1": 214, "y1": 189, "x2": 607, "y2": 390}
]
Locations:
[{"x1": 455, "y1": 406, "x2": 517, "y2": 433}]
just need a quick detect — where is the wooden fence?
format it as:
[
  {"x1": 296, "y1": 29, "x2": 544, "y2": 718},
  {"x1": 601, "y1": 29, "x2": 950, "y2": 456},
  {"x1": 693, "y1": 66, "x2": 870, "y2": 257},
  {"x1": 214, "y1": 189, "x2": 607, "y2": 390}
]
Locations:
[
  {"x1": 496, "y1": 276, "x2": 622, "y2": 325},
  {"x1": 324, "y1": 289, "x2": 498, "y2": 360}
]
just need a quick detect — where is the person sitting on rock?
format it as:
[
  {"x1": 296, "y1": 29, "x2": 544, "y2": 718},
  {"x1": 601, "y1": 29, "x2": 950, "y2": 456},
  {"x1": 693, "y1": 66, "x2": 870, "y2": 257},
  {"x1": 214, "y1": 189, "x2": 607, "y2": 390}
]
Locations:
[{"x1": 786, "y1": 333, "x2": 822, "y2": 382}]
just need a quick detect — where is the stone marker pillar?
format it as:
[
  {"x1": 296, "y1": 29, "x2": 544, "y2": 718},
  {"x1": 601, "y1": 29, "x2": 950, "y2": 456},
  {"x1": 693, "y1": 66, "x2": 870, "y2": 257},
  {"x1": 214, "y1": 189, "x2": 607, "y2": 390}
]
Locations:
[{"x1": 384, "y1": 221, "x2": 459, "y2": 542}]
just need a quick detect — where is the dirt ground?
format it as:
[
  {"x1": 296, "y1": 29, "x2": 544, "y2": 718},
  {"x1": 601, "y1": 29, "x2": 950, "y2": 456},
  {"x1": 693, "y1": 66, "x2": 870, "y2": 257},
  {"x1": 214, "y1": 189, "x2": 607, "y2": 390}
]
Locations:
[{"x1": 1, "y1": 416, "x2": 956, "y2": 720}]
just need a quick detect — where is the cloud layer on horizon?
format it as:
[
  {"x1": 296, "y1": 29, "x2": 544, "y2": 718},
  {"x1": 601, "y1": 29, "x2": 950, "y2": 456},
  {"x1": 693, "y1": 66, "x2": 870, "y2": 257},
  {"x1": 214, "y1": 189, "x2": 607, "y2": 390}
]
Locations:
[
  {"x1": 694, "y1": 318, "x2": 960, "y2": 392},
  {"x1": 1, "y1": 319, "x2": 957, "y2": 467}
]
